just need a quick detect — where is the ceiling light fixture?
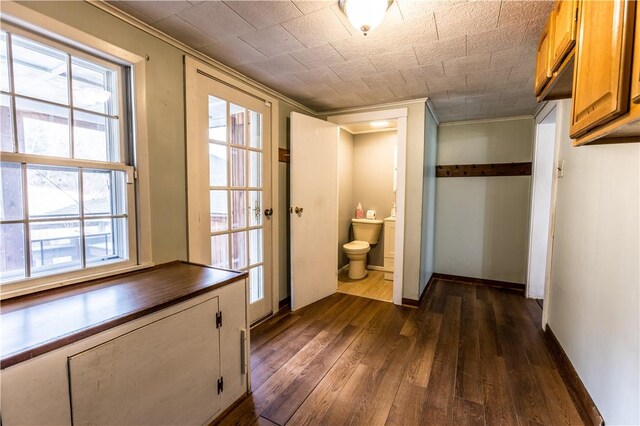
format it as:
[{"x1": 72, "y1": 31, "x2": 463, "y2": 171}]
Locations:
[
  {"x1": 339, "y1": 0, "x2": 393, "y2": 36},
  {"x1": 370, "y1": 120, "x2": 389, "y2": 128}
]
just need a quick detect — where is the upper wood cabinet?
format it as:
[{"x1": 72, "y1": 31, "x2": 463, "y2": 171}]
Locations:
[
  {"x1": 551, "y1": 0, "x2": 579, "y2": 72},
  {"x1": 570, "y1": 0, "x2": 636, "y2": 138},
  {"x1": 534, "y1": 14, "x2": 554, "y2": 96},
  {"x1": 632, "y1": 7, "x2": 640, "y2": 104}
]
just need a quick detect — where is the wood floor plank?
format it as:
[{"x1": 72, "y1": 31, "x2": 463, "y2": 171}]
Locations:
[
  {"x1": 337, "y1": 270, "x2": 393, "y2": 302},
  {"x1": 260, "y1": 324, "x2": 361, "y2": 425},
  {"x1": 401, "y1": 311, "x2": 442, "y2": 387},
  {"x1": 533, "y1": 365, "x2": 584, "y2": 425},
  {"x1": 286, "y1": 301, "x2": 401, "y2": 426},
  {"x1": 456, "y1": 284, "x2": 483, "y2": 404},
  {"x1": 219, "y1": 280, "x2": 588, "y2": 426},
  {"x1": 385, "y1": 381, "x2": 427, "y2": 425},
  {"x1": 484, "y1": 357, "x2": 520, "y2": 426},
  {"x1": 450, "y1": 397, "x2": 485, "y2": 426},
  {"x1": 251, "y1": 320, "x2": 326, "y2": 389},
  {"x1": 422, "y1": 295, "x2": 462, "y2": 413},
  {"x1": 497, "y1": 320, "x2": 553, "y2": 424}
]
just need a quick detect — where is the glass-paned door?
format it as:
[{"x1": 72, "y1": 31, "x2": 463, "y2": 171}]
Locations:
[{"x1": 187, "y1": 70, "x2": 272, "y2": 323}]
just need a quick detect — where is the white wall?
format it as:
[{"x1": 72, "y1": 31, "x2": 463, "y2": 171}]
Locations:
[
  {"x1": 434, "y1": 118, "x2": 533, "y2": 283},
  {"x1": 547, "y1": 100, "x2": 639, "y2": 425},
  {"x1": 337, "y1": 129, "x2": 354, "y2": 269},
  {"x1": 352, "y1": 130, "x2": 396, "y2": 267},
  {"x1": 419, "y1": 107, "x2": 438, "y2": 295}
]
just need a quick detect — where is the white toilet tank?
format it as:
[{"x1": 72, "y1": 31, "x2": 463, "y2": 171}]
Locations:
[{"x1": 352, "y1": 218, "x2": 383, "y2": 244}]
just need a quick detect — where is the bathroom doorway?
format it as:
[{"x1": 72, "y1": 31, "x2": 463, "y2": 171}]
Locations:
[
  {"x1": 335, "y1": 123, "x2": 397, "y2": 303},
  {"x1": 328, "y1": 109, "x2": 408, "y2": 305}
]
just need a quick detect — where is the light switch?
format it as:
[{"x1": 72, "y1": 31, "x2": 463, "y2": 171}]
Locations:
[{"x1": 557, "y1": 160, "x2": 565, "y2": 178}]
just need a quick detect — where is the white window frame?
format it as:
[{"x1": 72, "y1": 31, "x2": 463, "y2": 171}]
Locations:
[{"x1": 0, "y1": 2, "x2": 152, "y2": 299}]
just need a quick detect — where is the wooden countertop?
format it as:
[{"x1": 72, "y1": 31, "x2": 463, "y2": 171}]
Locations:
[{"x1": 1, "y1": 261, "x2": 247, "y2": 369}]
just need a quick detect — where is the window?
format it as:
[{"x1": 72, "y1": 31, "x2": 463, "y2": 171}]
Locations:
[{"x1": 0, "y1": 24, "x2": 137, "y2": 286}]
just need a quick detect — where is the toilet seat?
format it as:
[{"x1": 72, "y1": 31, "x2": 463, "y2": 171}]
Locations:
[{"x1": 343, "y1": 240, "x2": 370, "y2": 253}]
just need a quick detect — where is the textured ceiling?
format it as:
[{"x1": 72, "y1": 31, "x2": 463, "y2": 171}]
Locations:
[{"x1": 106, "y1": 0, "x2": 554, "y2": 121}]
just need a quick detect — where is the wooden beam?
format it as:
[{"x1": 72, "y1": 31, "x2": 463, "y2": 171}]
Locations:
[
  {"x1": 279, "y1": 148, "x2": 290, "y2": 163},
  {"x1": 436, "y1": 162, "x2": 532, "y2": 177}
]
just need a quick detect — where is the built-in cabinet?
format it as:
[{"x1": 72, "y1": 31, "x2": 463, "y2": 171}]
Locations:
[
  {"x1": 632, "y1": 7, "x2": 640, "y2": 104},
  {"x1": 383, "y1": 217, "x2": 395, "y2": 281},
  {"x1": 534, "y1": 15, "x2": 554, "y2": 96},
  {"x1": 551, "y1": 0, "x2": 578, "y2": 72},
  {"x1": 534, "y1": 0, "x2": 640, "y2": 145},
  {"x1": 1, "y1": 268, "x2": 249, "y2": 425},
  {"x1": 570, "y1": 0, "x2": 636, "y2": 139}
]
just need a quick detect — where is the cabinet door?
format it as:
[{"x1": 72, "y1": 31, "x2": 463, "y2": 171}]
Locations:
[
  {"x1": 69, "y1": 296, "x2": 221, "y2": 426},
  {"x1": 570, "y1": 0, "x2": 636, "y2": 137},
  {"x1": 632, "y1": 6, "x2": 640, "y2": 104},
  {"x1": 551, "y1": 0, "x2": 578, "y2": 72},
  {"x1": 534, "y1": 14, "x2": 554, "y2": 96}
]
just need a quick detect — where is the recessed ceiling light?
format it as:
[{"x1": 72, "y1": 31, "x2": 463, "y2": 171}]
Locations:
[{"x1": 370, "y1": 120, "x2": 389, "y2": 128}]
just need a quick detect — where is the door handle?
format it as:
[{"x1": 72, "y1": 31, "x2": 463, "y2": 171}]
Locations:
[
  {"x1": 264, "y1": 208, "x2": 273, "y2": 217},
  {"x1": 295, "y1": 207, "x2": 304, "y2": 214}
]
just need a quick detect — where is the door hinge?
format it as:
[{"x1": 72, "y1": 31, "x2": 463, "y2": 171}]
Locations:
[
  {"x1": 217, "y1": 376, "x2": 224, "y2": 394},
  {"x1": 216, "y1": 311, "x2": 223, "y2": 329},
  {"x1": 574, "y1": 6, "x2": 579, "y2": 22}
]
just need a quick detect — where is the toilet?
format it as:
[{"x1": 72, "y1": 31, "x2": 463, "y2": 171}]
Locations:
[{"x1": 343, "y1": 218, "x2": 383, "y2": 279}]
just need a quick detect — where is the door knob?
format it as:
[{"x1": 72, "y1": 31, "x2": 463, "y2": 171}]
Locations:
[
  {"x1": 264, "y1": 208, "x2": 273, "y2": 217},
  {"x1": 294, "y1": 207, "x2": 304, "y2": 214}
]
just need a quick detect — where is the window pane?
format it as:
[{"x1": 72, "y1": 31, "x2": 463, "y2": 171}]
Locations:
[
  {"x1": 16, "y1": 98, "x2": 70, "y2": 158},
  {"x1": 249, "y1": 151, "x2": 261, "y2": 188},
  {"x1": 231, "y1": 231, "x2": 247, "y2": 269},
  {"x1": 27, "y1": 165, "x2": 79, "y2": 218},
  {"x1": 0, "y1": 32, "x2": 9, "y2": 92},
  {"x1": 0, "y1": 162, "x2": 23, "y2": 221},
  {"x1": 208, "y1": 96, "x2": 226, "y2": 143},
  {"x1": 85, "y1": 218, "x2": 126, "y2": 264},
  {"x1": 249, "y1": 228, "x2": 262, "y2": 266},
  {"x1": 74, "y1": 111, "x2": 119, "y2": 162},
  {"x1": 209, "y1": 143, "x2": 227, "y2": 187},
  {"x1": 72, "y1": 57, "x2": 118, "y2": 115},
  {"x1": 210, "y1": 234, "x2": 228, "y2": 268},
  {"x1": 12, "y1": 35, "x2": 69, "y2": 105},
  {"x1": 249, "y1": 191, "x2": 262, "y2": 227},
  {"x1": 231, "y1": 190, "x2": 246, "y2": 230},
  {"x1": 83, "y1": 170, "x2": 126, "y2": 216},
  {"x1": 249, "y1": 265, "x2": 264, "y2": 303},
  {"x1": 30, "y1": 220, "x2": 81, "y2": 276},
  {"x1": 230, "y1": 148, "x2": 245, "y2": 187},
  {"x1": 249, "y1": 110, "x2": 261, "y2": 149},
  {"x1": 230, "y1": 104, "x2": 245, "y2": 146},
  {"x1": 1, "y1": 223, "x2": 25, "y2": 281},
  {"x1": 210, "y1": 190, "x2": 228, "y2": 232},
  {"x1": 1, "y1": 94, "x2": 14, "y2": 152}
]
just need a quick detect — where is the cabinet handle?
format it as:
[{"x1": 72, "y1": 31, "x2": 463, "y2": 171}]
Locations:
[{"x1": 240, "y1": 329, "x2": 247, "y2": 375}]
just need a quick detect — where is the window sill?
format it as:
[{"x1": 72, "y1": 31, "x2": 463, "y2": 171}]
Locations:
[{"x1": 0, "y1": 262, "x2": 155, "y2": 300}]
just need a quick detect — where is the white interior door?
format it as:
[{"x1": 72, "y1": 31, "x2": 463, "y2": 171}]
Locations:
[
  {"x1": 290, "y1": 112, "x2": 339, "y2": 311},
  {"x1": 186, "y1": 69, "x2": 272, "y2": 324}
]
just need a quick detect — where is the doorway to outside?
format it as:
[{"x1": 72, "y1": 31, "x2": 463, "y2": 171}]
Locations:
[{"x1": 185, "y1": 59, "x2": 273, "y2": 324}]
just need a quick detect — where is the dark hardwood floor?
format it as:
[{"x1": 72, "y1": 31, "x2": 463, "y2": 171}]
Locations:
[{"x1": 218, "y1": 279, "x2": 586, "y2": 425}]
